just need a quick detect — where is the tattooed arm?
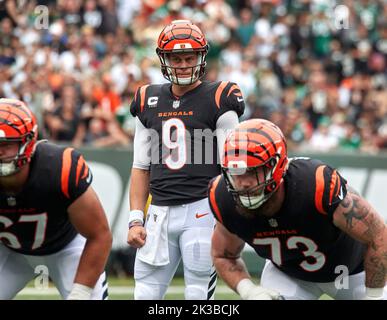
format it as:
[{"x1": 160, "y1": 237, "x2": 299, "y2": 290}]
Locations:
[
  {"x1": 211, "y1": 221, "x2": 248, "y2": 291},
  {"x1": 211, "y1": 222, "x2": 281, "y2": 299},
  {"x1": 333, "y1": 186, "x2": 387, "y2": 297}
]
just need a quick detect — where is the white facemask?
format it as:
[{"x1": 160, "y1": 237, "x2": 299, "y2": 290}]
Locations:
[
  {"x1": 165, "y1": 53, "x2": 202, "y2": 85},
  {"x1": 0, "y1": 161, "x2": 18, "y2": 176},
  {"x1": 0, "y1": 141, "x2": 28, "y2": 176},
  {"x1": 239, "y1": 193, "x2": 267, "y2": 209},
  {"x1": 227, "y1": 164, "x2": 274, "y2": 210}
]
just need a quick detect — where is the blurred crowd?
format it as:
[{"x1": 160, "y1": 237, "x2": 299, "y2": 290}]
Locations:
[{"x1": 0, "y1": 0, "x2": 386, "y2": 153}]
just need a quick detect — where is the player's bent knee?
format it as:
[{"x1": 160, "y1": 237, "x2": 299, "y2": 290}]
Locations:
[
  {"x1": 186, "y1": 265, "x2": 212, "y2": 278},
  {"x1": 185, "y1": 284, "x2": 208, "y2": 300},
  {"x1": 134, "y1": 282, "x2": 165, "y2": 300},
  {"x1": 183, "y1": 241, "x2": 212, "y2": 276}
]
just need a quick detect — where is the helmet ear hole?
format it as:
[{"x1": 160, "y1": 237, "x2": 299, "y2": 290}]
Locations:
[{"x1": 264, "y1": 181, "x2": 276, "y2": 193}]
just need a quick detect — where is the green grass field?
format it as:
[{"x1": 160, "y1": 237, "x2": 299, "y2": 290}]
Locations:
[
  {"x1": 15, "y1": 276, "x2": 333, "y2": 300},
  {"x1": 15, "y1": 276, "x2": 240, "y2": 300}
]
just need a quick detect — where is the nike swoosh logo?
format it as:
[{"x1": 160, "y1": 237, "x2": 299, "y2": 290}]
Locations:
[
  {"x1": 338, "y1": 186, "x2": 344, "y2": 200},
  {"x1": 87, "y1": 170, "x2": 92, "y2": 184},
  {"x1": 237, "y1": 97, "x2": 244, "y2": 102},
  {"x1": 195, "y1": 213, "x2": 210, "y2": 219}
]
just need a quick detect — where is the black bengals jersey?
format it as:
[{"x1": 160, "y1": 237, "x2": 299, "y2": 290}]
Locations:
[
  {"x1": 130, "y1": 81, "x2": 245, "y2": 206},
  {"x1": 0, "y1": 142, "x2": 92, "y2": 256},
  {"x1": 209, "y1": 158, "x2": 367, "y2": 282}
]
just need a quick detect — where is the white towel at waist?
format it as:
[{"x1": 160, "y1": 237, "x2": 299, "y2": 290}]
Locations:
[{"x1": 137, "y1": 205, "x2": 169, "y2": 266}]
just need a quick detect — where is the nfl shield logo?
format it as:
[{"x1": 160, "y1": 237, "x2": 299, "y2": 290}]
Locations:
[
  {"x1": 268, "y1": 218, "x2": 278, "y2": 228},
  {"x1": 7, "y1": 196, "x2": 16, "y2": 206},
  {"x1": 172, "y1": 100, "x2": 180, "y2": 109}
]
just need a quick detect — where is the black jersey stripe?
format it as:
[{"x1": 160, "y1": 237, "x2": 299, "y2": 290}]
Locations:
[
  {"x1": 102, "y1": 288, "x2": 109, "y2": 300},
  {"x1": 207, "y1": 286, "x2": 216, "y2": 300},
  {"x1": 208, "y1": 270, "x2": 217, "y2": 289}
]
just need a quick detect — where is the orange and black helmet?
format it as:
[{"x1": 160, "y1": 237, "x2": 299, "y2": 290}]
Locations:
[
  {"x1": 156, "y1": 20, "x2": 209, "y2": 85},
  {"x1": 0, "y1": 98, "x2": 38, "y2": 176},
  {"x1": 222, "y1": 119, "x2": 288, "y2": 209}
]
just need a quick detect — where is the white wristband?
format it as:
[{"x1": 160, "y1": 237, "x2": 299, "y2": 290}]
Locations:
[
  {"x1": 236, "y1": 278, "x2": 255, "y2": 300},
  {"x1": 236, "y1": 278, "x2": 282, "y2": 300},
  {"x1": 365, "y1": 287, "x2": 384, "y2": 300},
  {"x1": 67, "y1": 283, "x2": 93, "y2": 300},
  {"x1": 129, "y1": 209, "x2": 144, "y2": 225}
]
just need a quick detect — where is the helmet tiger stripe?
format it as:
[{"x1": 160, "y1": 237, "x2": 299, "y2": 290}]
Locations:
[
  {"x1": 156, "y1": 20, "x2": 209, "y2": 85},
  {"x1": 222, "y1": 119, "x2": 288, "y2": 209},
  {"x1": 0, "y1": 98, "x2": 38, "y2": 176}
]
